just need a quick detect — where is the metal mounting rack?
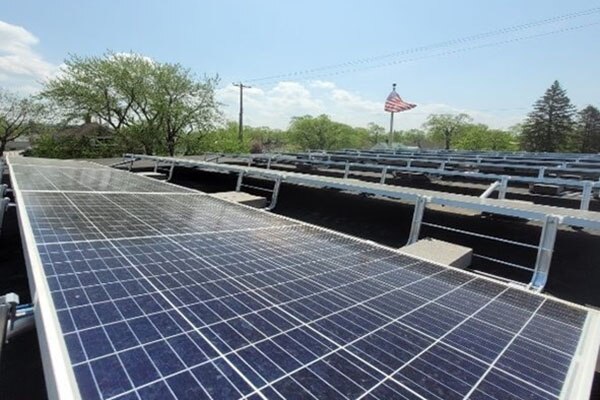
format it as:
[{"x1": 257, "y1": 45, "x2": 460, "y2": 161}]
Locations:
[{"x1": 122, "y1": 153, "x2": 600, "y2": 291}]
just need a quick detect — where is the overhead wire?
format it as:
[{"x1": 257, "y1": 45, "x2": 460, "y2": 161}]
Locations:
[{"x1": 244, "y1": 7, "x2": 600, "y2": 85}]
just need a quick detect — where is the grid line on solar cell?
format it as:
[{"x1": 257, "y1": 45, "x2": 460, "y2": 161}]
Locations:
[
  {"x1": 37, "y1": 223, "x2": 580, "y2": 398},
  {"x1": 10, "y1": 158, "x2": 594, "y2": 399},
  {"x1": 43, "y1": 227, "x2": 440, "y2": 398},
  {"x1": 65, "y1": 193, "x2": 296, "y2": 237},
  {"x1": 54, "y1": 194, "x2": 275, "y2": 399},
  {"x1": 22, "y1": 192, "x2": 300, "y2": 244},
  {"x1": 42, "y1": 227, "x2": 576, "y2": 398},
  {"x1": 90, "y1": 220, "x2": 524, "y2": 398},
  {"x1": 12, "y1": 163, "x2": 194, "y2": 193}
]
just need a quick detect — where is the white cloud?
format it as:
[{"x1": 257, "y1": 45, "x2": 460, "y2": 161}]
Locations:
[
  {"x1": 0, "y1": 20, "x2": 58, "y2": 92},
  {"x1": 217, "y1": 80, "x2": 523, "y2": 130}
]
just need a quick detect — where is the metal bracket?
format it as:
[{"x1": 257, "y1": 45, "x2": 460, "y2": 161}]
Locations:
[
  {"x1": 265, "y1": 177, "x2": 282, "y2": 211},
  {"x1": 537, "y1": 167, "x2": 546, "y2": 179},
  {"x1": 128, "y1": 157, "x2": 134, "y2": 171},
  {"x1": 530, "y1": 215, "x2": 561, "y2": 291},
  {"x1": 480, "y1": 180, "x2": 501, "y2": 199},
  {"x1": 479, "y1": 176, "x2": 509, "y2": 199},
  {"x1": 1, "y1": 293, "x2": 19, "y2": 358},
  {"x1": 580, "y1": 181, "x2": 593, "y2": 211},
  {"x1": 235, "y1": 171, "x2": 245, "y2": 192},
  {"x1": 0, "y1": 197, "x2": 11, "y2": 235},
  {"x1": 380, "y1": 166, "x2": 389, "y2": 184},
  {"x1": 407, "y1": 196, "x2": 430, "y2": 245},
  {"x1": 167, "y1": 162, "x2": 175, "y2": 182},
  {"x1": 498, "y1": 175, "x2": 509, "y2": 200},
  {"x1": 343, "y1": 161, "x2": 350, "y2": 179}
]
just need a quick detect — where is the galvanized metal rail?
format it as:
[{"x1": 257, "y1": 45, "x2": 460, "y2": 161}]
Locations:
[
  {"x1": 208, "y1": 153, "x2": 600, "y2": 210},
  {"x1": 299, "y1": 151, "x2": 600, "y2": 177},
  {"x1": 330, "y1": 148, "x2": 600, "y2": 165},
  {"x1": 123, "y1": 153, "x2": 600, "y2": 291}
]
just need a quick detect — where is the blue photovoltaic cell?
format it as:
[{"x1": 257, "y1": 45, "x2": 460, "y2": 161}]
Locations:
[
  {"x1": 10, "y1": 157, "x2": 593, "y2": 400},
  {"x1": 11, "y1": 162, "x2": 193, "y2": 193}
]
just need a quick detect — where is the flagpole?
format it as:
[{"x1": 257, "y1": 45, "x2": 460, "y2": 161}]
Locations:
[
  {"x1": 388, "y1": 83, "x2": 396, "y2": 147},
  {"x1": 389, "y1": 112, "x2": 394, "y2": 146}
]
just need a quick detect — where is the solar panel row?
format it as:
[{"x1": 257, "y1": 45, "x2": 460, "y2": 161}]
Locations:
[{"x1": 6, "y1": 156, "x2": 599, "y2": 400}]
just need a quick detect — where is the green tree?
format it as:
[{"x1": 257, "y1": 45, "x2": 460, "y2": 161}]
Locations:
[
  {"x1": 423, "y1": 113, "x2": 471, "y2": 149},
  {"x1": 397, "y1": 129, "x2": 428, "y2": 148},
  {"x1": 0, "y1": 88, "x2": 43, "y2": 155},
  {"x1": 42, "y1": 52, "x2": 220, "y2": 156},
  {"x1": 288, "y1": 114, "x2": 370, "y2": 150},
  {"x1": 521, "y1": 80, "x2": 576, "y2": 152},
  {"x1": 453, "y1": 123, "x2": 517, "y2": 151},
  {"x1": 574, "y1": 105, "x2": 600, "y2": 153},
  {"x1": 245, "y1": 125, "x2": 287, "y2": 153},
  {"x1": 367, "y1": 122, "x2": 385, "y2": 144}
]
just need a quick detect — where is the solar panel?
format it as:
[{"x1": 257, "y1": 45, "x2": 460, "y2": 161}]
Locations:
[
  {"x1": 6, "y1": 155, "x2": 600, "y2": 400},
  {"x1": 11, "y1": 162, "x2": 193, "y2": 193}
]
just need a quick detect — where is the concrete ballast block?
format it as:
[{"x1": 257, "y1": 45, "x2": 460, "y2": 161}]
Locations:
[
  {"x1": 530, "y1": 183, "x2": 564, "y2": 196},
  {"x1": 135, "y1": 171, "x2": 167, "y2": 180},
  {"x1": 212, "y1": 191, "x2": 267, "y2": 208},
  {"x1": 401, "y1": 238, "x2": 472, "y2": 269}
]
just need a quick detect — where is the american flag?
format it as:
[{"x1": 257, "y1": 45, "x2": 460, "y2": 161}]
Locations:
[{"x1": 384, "y1": 89, "x2": 416, "y2": 113}]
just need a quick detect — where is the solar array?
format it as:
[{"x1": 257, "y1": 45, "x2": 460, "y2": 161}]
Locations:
[{"x1": 6, "y1": 155, "x2": 600, "y2": 400}]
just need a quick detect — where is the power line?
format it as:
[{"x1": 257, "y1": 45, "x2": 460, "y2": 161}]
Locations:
[
  {"x1": 245, "y1": 7, "x2": 600, "y2": 84},
  {"x1": 250, "y1": 20, "x2": 600, "y2": 85}
]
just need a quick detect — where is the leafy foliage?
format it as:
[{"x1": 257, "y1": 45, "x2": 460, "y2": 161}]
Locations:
[
  {"x1": 453, "y1": 124, "x2": 518, "y2": 151},
  {"x1": 288, "y1": 114, "x2": 372, "y2": 150},
  {"x1": 14, "y1": 56, "x2": 598, "y2": 157},
  {"x1": 42, "y1": 52, "x2": 220, "y2": 156},
  {"x1": 423, "y1": 113, "x2": 472, "y2": 150}
]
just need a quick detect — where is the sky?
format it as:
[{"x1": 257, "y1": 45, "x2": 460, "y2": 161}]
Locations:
[{"x1": 1, "y1": 0, "x2": 600, "y2": 130}]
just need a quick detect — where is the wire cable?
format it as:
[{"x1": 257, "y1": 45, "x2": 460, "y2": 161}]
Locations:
[
  {"x1": 245, "y1": 7, "x2": 600, "y2": 84},
  {"x1": 250, "y1": 20, "x2": 600, "y2": 85}
]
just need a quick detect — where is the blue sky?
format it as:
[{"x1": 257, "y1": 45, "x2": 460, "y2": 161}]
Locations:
[{"x1": 1, "y1": 0, "x2": 599, "y2": 130}]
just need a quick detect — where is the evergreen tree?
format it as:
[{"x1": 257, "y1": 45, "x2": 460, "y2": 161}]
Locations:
[
  {"x1": 521, "y1": 81, "x2": 575, "y2": 152},
  {"x1": 576, "y1": 105, "x2": 600, "y2": 153}
]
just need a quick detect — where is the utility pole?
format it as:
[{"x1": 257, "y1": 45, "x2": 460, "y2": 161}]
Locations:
[{"x1": 232, "y1": 82, "x2": 251, "y2": 142}]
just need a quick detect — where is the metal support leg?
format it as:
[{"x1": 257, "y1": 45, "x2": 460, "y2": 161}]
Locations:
[
  {"x1": 266, "y1": 178, "x2": 282, "y2": 211},
  {"x1": 153, "y1": 161, "x2": 159, "y2": 173},
  {"x1": 247, "y1": 157, "x2": 252, "y2": 167},
  {"x1": 498, "y1": 175, "x2": 509, "y2": 200},
  {"x1": 267, "y1": 155, "x2": 272, "y2": 170},
  {"x1": 480, "y1": 181, "x2": 500, "y2": 199},
  {"x1": 407, "y1": 196, "x2": 429, "y2": 245},
  {"x1": 380, "y1": 166, "x2": 388, "y2": 184},
  {"x1": 537, "y1": 167, "x2": 546, "y2": 179},
  {"x1": 167, "y1": 162, "x2": 175, "y2": 182},
  {"x1": 343, "y1": 162, "x2": 350, "y2": 179},
  {"x1": 580, "y1": 181, "x2": 593, "y2": 210},
  {"x1": 128, "y1": 159, "x2": 134, "y2": 171},
  {"x1": 0, "y1": 197, "x2": 10, "y2": 236},
  {"x1": 530, "y1": 215, "x2": 560, "y2": 291},
  {"x1": 235, "y1": 172, "x2": 244, "y2": 192}
]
